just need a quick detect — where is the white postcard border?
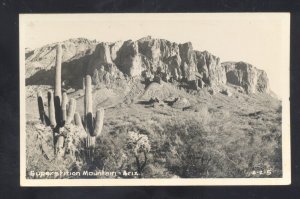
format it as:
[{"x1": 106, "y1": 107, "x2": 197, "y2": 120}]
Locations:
[{"x1": 19, "y1": 13, "x2": 291, "y2": 186}]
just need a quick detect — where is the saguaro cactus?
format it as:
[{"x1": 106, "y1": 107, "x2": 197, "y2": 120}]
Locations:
[
  {"x1": 83, "y1": 75, "x2": 104, "y2": 148},
  {"x1": 37, "y1": 43, "x2": 77, "y2": 156},
  {"x1": 72, "y1": 75, "x2": 105, "y2": 161},
  {"x1": 75, "y1": 75, "x2": 105, "y2": 145},
  {"x1": 55, "y1": 44, "x2": 62, "y2": 101}
]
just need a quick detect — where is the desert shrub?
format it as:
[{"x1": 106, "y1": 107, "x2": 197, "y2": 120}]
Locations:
[
  {"x1": 26, "y1": 122, "x2": 85, "y2": 179},
  {"x1": 126, "y1": 131, "x2": 151, "y2": 177},
  {"x1": 160, "y1": 118, "x2": 225, "y2": 177},
  {"x1": 153, "y1": 105, "x2": 282, "y2": 178},
  {"x1": 219, "y1": 128, "x2": 282, "y2": 177},
  {"x1": 87, "y1": 134, "x2": 129, "y2": 178},
  {"x1": 92, "y1": 129, "x2": 154, "y2": 178},
  {"x1": 206, "y1": 107, "x2": 282, "y2": 178}
]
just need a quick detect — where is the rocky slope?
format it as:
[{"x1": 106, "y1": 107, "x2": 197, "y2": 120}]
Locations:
[
  {"x1": 25, "y1": 36, "x2": 270, "y2": 94},
  {"x1": 25, "y1": 38, "x2": 97, "y2": 77}
]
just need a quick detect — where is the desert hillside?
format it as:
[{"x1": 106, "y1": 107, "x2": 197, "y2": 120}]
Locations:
[{"x1": 25, "y1": 37, "x2": 282, "y2": 179}]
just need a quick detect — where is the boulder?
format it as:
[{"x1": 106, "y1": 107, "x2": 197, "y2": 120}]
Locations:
[
  {"x1": 171, "y1": 97, "x2": 190, "y2": 109},
  {"x1": 208, "y1": 88, "x2": 216, "y2": 95},
  {"x1": 221, "y1": 89, "x2": 232, "y2": 97}
]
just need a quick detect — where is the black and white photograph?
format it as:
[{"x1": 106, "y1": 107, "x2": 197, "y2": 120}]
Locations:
[{"x1": 19, "y1": 13, "x2": 290, "y2": 186}]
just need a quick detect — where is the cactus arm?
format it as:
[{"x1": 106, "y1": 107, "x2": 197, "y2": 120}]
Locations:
[
  {"x1": 48, "y1": 91, "x2": 56, "y2": 128},
  {"x1": 74, "y1": 112, "x2": 83, "y2": 127},
  {"x1": 37, "y1": 91, "x2": 46, "y2": 124},
  {"x1": 92, "y1": 108, "x2": 104, "y2": 136},
  {"x1": 66, "y1": 98, "x2": 76, "y2": 124},
  {"x1": 86, "y1": 135, "x2": 89, "y2": 148},
  {"x1": 61, "y1": 92, "x2": 68, "y2": 124}
]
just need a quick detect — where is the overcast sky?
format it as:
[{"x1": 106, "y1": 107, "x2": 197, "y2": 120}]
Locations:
[{"x1": 20, "y1": 13, "x2": 290, "y2": 98}]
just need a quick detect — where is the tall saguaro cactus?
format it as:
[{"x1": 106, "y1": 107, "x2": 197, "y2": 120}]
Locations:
[
  {"x1": 54, "y1": 44, "x2": 63, "y2": 128},
  {"x1": 75, "y1": 76, "x2": 105, "y2": 145},
  {"x1": 55, "y1": 44, "x2": 62, "y2": 101},
  {"x1": 37, "y1": 43, "x2": 77, "y2": 156},
  {"x1": 73, "y1": 75, "x2": 105, "y2": 161},
  {"x1": 83, "y1": 75, "x2": 104, "y2": 148}
]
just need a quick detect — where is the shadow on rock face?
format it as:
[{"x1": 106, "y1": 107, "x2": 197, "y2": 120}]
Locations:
[{"x1": 26, "y1": 54, "x2": 93, "y2": 90}]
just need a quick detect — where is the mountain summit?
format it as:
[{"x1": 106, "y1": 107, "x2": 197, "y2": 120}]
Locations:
[{"x1": 25, "y1": 36, "x2": 270, "y2": 94}]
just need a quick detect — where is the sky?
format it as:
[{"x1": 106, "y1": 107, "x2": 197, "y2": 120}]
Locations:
[{"x1": 20, "y1": 13, "x2": 290, "y2": 98}]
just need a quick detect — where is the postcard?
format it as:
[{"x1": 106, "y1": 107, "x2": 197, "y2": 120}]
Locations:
[{"x1": 20, "y1": 13, "x2": 290, "y2": 186}]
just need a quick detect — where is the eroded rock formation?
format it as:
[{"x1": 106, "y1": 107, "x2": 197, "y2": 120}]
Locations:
[
  {"x1": 25, "y1": 36, "x2": 270, "y2": 94},
  {"x1": 222, "y1": 62, "x2": 269, "y2": 94}
]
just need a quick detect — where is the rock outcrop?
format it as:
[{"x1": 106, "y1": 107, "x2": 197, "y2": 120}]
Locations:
[
  {"x1": 88, "y1": 42, "x2": 123, "y2": 85},
  {"x1": 195, "y1": 51, "x2": 226, "y2": 86},
  {"x1": 221, "y1": 62, "x2": 269, "y2": 94},
  {"x1": 115, "y1": 40, "x2": 143, "y2": 77},
  {"x1": 138, "y1": 36, "x2": 182, "y2": 80},
  {"x1": 179, "y1": 42, "x2": 197, "y2": 81}
]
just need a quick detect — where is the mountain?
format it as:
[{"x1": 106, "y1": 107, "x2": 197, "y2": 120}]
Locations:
[
  {"x1": 25, "y1": 37, "x2": 282, "y2": 179},
  {"x1": 25, "y1": 36, "x2": 270, "y2": 94}
]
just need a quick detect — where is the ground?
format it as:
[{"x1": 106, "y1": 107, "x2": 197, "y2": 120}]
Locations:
[{"x1": 25, "y1": 79, "x2": 282, "y2": 178}]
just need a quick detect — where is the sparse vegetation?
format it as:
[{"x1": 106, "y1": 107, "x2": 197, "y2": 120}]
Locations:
[{"x1": 27, "y1": 80, "x2": 282, "y2": 178}]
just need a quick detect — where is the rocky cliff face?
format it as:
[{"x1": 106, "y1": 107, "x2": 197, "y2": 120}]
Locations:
[
  {"x1": 25, "y1": 36, "x2": 270, "y2": 94},
  {"x1": 114, "y1": 36, "x2": 226, "y2": 86},
  {"x1": 88, "y1": 42, "x2": 123, "y2": 81},
  {"x1": 86, "y1": 36, "x2": 227, "y2": 87},
  {"x1": 221, "y1": 62, "x2": 269, "y2": 94},
  {"x1": 115, "y1": 40, "x2": 143, "y2": 77}
]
